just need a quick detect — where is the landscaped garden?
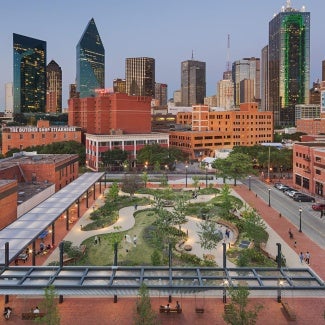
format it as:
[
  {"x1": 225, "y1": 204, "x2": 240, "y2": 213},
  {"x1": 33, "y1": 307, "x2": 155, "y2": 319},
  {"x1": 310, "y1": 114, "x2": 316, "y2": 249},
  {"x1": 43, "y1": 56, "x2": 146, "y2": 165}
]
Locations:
[{"x1": 58, "y1": 180, "x2": 280, "y2": 269}]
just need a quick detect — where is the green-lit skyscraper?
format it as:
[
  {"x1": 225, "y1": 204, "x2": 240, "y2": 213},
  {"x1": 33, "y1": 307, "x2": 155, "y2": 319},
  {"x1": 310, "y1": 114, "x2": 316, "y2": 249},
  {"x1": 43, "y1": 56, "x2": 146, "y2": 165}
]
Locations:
[
  {"x1": 268, "y1": 1, "x2": 310, "y2": 126},
  {"x1": 76, "y1": 18, "x2": 105, "y2": 98},
  {"x1": 13, "y1": 33, "x2": 46, "y2": 113}
]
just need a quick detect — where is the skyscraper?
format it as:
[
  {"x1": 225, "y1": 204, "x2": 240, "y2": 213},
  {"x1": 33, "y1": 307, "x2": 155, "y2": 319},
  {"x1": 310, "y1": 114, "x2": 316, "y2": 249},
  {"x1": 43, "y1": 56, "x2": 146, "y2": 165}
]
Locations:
[
  {"x1": 76, "y1": 18, "x2": 105, "y2": 98},
  {"x1": 125, "y1": 57, "x2": 155, "y2": 97},
  {"x1": 5, "y1": 83, "x2": 13, "y2": 117},
  {"x1": 268, "y1": 1, "x2": 310, "y2": 126},
  {"x1": 232, "y1": 57, "x2": 260, "y2": 107},
  {"x1": 181, "y1": 60, "x2": 206, "y2": 106},
  {"x1": 155, "y1": 83, "x2": 168, "y2": 106},
  {"x1": 13, "y1": 33, "x2": 46, "y2": 113},
  {"x1": 261, "y1": 45, "x2": 269, "y2": 111},
  {"x1": 46, "y1": 60, "x2": 62, "y2": 113}
]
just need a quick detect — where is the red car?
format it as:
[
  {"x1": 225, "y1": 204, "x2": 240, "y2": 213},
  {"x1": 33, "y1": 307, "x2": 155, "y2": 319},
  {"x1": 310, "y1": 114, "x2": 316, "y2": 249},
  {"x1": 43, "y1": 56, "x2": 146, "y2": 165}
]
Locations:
[{"x1": 311, "y1": 203, "x2": 325, "y2": 211}]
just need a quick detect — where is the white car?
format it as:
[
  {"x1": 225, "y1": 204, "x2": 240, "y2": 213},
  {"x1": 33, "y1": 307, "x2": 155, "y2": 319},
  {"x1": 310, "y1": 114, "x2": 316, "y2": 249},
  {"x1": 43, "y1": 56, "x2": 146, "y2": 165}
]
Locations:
[{"x1": 286, "y1": 190, "x2": 301, "y2": 198}]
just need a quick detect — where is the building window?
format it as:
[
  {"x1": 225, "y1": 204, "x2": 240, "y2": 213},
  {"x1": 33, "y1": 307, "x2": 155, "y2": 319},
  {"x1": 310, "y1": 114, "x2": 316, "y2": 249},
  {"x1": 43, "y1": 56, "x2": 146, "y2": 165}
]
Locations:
[
  {"x1": 316, "y1": 156, "x2": 321, "y2": 162},
  {"x1": 302, "y1": 177, "x2": 309, "y2": 190},
  {"x1": 53, "y1": 133, "x2": 57, "y2": 138},
  {"x1": 42, "y1": 134, "x2": 45, "y2": 139},
  {"x1": 31, "y1": 134, "x2": 35, "y2": 139},
  {"x1": 20, "y1": 134, "x2": 23, "y2": 139},
  {"x1": 7, "y1": 134, "x2": 11, "y2": 139},
  {"x1": 316, "y1": 169, "x2": 321, "y2": 175},
  {"x1": 295, "y1": 174, "x2": 302, "y2": 186}
]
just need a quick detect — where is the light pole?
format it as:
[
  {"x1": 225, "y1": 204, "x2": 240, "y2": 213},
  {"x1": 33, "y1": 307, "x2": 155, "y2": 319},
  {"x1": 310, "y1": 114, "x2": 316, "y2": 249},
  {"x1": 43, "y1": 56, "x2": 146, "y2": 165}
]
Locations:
[
  {"x1": 248, "y1": 175, "x2": 251, "y2": 191},
  {"x1": 205, "y1": 165, "x2": 208, "y2": 188},
  {"x1": 165, "y1": 164, "x2": 168, "y2": 182},
  {"x1": 268, "y1": 188, "x2": 271, "y2": 207},
  {"x1": 185, "y1": 165, "x2": 188, "y2": 188},
  {"x1": 299, "y1": 207, "x2": 302, "y2": 232}
]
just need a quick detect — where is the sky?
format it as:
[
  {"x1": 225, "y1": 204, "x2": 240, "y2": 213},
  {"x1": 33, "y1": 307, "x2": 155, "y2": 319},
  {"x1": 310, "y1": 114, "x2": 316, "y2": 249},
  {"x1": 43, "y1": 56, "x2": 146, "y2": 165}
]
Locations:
[{"x1": 0, "y1": 0, "x2": 324, "y2": 110}]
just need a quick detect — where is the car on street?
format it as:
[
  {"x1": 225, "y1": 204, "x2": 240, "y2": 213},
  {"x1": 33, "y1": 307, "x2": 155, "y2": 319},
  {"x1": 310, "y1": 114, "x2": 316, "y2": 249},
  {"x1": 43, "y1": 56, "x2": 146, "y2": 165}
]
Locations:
[
  {"x1": 293, "y1": 193, "x2": 315, "y2": 202},
  {"x1": 286, "y1": 190, "x2": 301, "y2": 198},
  {"x1": 311, "y1": 203, "x2": 325, "y2": 211}
]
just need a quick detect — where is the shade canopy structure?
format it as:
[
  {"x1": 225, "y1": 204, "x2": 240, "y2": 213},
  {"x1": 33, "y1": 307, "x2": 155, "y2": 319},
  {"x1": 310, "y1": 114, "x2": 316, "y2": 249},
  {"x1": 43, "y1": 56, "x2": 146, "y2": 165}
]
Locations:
[{"x1": 0, "y1": 172, "x2": 104, "y2": 265}]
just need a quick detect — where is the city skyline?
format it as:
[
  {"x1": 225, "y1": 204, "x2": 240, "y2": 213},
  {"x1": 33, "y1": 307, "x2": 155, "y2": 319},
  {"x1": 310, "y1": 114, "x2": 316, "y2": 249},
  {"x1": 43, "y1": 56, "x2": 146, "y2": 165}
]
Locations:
[{"x1": 0, "y1": 0, "x2": 324, "y2": 110}]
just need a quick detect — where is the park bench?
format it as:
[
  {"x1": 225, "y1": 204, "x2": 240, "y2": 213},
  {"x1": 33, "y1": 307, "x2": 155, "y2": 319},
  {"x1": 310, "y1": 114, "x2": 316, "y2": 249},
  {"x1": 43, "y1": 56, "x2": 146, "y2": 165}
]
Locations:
[
  {"x1": 21, "y1": 312, "x2": 45, "y2": 320},
  {"x1": 159, "y1": 306, "x2": 182, "y2": 314},
  {"x1": 281, "y1": 301, "x2": 296, "y2": 321}
]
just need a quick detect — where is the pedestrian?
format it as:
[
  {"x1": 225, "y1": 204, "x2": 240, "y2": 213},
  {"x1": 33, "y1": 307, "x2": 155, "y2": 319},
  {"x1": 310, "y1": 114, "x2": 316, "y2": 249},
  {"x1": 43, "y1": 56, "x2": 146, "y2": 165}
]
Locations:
[
  {"x1": 294, "y1": 241, "x2": 297, "y2": 248},
  {"x1": 299, "y1": 252, "x2": 304, "y2": 263},
  {"x1": 94, "y1": 236, "x2": 98, "y2": 245},
  {"x1": 305, "y1": 251, "x2": 310, "y2": 265},
  {"x1": 98, "y1": 236, "x2": 101, "y2": 244},
  {"x1": 133, "y1": 235, "x2": 137, "y2": 245},
  {"x1": 134, "y1": 204, "x2": 137, "y2": 211}
]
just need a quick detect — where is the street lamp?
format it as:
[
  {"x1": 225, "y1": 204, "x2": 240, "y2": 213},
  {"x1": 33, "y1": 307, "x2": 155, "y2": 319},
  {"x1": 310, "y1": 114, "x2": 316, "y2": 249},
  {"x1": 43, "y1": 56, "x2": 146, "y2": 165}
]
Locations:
[
  {"x1": 205, "y1": 165, "x2": 208, "y2": 188},
  {"x1": 165, "y1": 164, "x2": 168, "y2": 182},
  {"x1": 248, "y1": 175, "x2": 251, "y2": 191},
  {"x1": 299, "y1": 207, "x2": 302, "y2": 232},
  {"x1": 185, "y1": 165, "x2": 188, "y2": 188},
  {"x1": 268, "y1": 188, "x2": 271, "y2": 207}
]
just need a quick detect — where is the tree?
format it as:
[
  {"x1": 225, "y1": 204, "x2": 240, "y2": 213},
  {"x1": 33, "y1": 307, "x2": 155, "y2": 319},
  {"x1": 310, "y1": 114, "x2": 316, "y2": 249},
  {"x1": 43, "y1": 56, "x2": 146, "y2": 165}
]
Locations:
[
  {"x1": 102, "y1": 148, "x2": 128, "y2": 171},
  {"x1": 34, "y1": 285, "x2": 60, "y2": 325},
  {"x1": 218, "y1": 184, "x2": 236, "y2": 219},
  {"x1": 170, "y1": 195, "x2": 188, "y2": 228},
  {"x1": 134, "y1": 283, "x2": 159, "y2": 325},
  {"x1": 197, "y1": 219, "x2": 223, "y2": 250},
  {"x1": 121, "y1": 174, "x2": 142, "y2": 196},
  {"x1": 223, "y1": 285, "x2": 263, "y2": 325},
  {"x1": 141, "y1": 171, "x2": 149, "y2": 188},
  {"x1": 240, "y1": 208, "x2": 267, "y2": 247},
  {"x1": 192, "y1": 175, "x2": 200, "y2": 190},
  {"x1": 107, "y1": 182, "x2": 119, "y2": 201},
  {"x1": 213, "y1": 158, "x2": 231, "y2": 183}
]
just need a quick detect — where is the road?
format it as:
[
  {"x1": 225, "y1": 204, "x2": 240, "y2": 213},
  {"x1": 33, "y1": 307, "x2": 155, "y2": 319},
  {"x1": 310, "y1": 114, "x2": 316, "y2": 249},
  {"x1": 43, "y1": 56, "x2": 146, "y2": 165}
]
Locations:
[{"x1": 243, "y1": 177, "x2": 325, "y2": 249}]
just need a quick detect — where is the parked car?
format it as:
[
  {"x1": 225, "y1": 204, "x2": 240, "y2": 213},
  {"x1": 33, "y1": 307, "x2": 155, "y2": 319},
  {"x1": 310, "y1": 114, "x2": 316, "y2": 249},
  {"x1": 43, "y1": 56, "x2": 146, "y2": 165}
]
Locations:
[
  {"x1": 312, "y1": 203, "x2": 325, "y2": 211},
  {"x1": 283, "y1": 187, "x2": 295, "y2": 193},
  {"x1": 293, "y1": 193, "x2": 315, "y2": 202},
  {"x1": 274, "y1": 183, "x2": 283, "y2": 189},
  {"x1": 286, "y1": 190, "x2": 301, "y2": 198}
]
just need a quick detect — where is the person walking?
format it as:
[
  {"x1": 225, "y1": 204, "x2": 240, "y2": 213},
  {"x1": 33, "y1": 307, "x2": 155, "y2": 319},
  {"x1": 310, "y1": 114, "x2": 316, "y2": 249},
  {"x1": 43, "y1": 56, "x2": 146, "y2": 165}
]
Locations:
[
  {"x1": 299, "y1": 252, "x2": 304, "y2": 264},
  {"x1": 305, "y1": 251, "x2": 310, "y2": 265}
]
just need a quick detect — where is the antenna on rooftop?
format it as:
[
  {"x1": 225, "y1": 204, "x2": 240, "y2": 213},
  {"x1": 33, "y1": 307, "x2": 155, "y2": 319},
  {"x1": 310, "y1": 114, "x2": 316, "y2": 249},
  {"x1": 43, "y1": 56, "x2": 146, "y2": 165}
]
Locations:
[
  {"x1": 286, "y1": 0, "x2": 291, "y2": 8},
  {"x1": 191, "y1": 50, "x2": 194, "y2": 60},
  {"x1": 226, "y1": 34, "x2": 231, "y2": 73}
]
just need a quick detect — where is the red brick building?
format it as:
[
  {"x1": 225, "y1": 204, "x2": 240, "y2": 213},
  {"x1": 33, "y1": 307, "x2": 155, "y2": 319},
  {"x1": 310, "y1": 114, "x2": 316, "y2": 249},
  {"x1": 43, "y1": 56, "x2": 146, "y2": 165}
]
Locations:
[
  {"x1": 2, "y1": 120, "x2": 82, "y2": 155},
  {"x1": 170, "y1": 103, "x2": 273, "y2": 160},
  {"x1": 293, "y1": 142, "x2": 325, "y2": 197},
  {"x1": 0, "y1": 180, "x2": 17, "y2": 229},
  {"x1": 68, "y1": 92, "x2": 152, "y2": 134}
]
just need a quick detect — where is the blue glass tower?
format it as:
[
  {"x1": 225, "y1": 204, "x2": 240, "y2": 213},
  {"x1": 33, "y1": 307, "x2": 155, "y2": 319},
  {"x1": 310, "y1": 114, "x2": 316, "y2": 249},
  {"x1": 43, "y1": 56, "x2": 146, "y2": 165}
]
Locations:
[
  {"x1": 76, "y1": 18, "x2": 105, "y2": 98},
  {"x1": 13, "y1": 33, "x2": 46, "y2": 113}
]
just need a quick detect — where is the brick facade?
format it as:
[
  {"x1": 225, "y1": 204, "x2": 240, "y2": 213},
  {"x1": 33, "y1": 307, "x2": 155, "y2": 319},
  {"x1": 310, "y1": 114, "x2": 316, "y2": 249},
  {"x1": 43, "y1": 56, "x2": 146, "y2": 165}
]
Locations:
[
  {"x1": 2, "y1": 120, "x2": 82, "y2": 155},
  {"x1": 0, "y1": 180, "x2": 17, "y2": 229}
]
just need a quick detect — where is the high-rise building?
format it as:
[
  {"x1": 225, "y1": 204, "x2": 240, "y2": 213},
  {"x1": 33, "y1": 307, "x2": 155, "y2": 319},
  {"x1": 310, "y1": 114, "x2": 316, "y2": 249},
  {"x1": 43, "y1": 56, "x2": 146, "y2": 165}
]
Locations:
[
  {"x1": 69, "y1": 84, "x2": 78, "y2": 99},
  {"x1": 76, "y1": 18, "x2": 105, "y2": 98},
  {"x1": 216, "y1": 79, "x2": 234, "y2": 110},
  {"x1": 46, "y1": 60, "x2": 62, "y2": 113},
  {"x1": 268, "y1": 1, "x2": 310, "y2": 126},
  {"x1": 125, "y1": 57, "x2": 155, "y2": 97},
  {"x1": 113, "y1": 79, "x2": 126, "y2": 93},
  {"x1": 155, "y1": 83, "x2": 168, "y2": 106},
  {"x1": 181, "y1": 60, "x2": 206, "y2": 106},
  {"x1": 232, "y1": 57, "x2": 260, "y2": 107},
  {"x1": 261, "y1": 46, "x2": 269, "y2": 111},
  {"x1": 5, "y1": 83, "x2": 13, "y2": 117},
  {"x1": 322, "y1": 60, "x2": 325, "y2": 81},
  {"x1": 13, "y1": 33, "x2": 46, "y2": 113}
]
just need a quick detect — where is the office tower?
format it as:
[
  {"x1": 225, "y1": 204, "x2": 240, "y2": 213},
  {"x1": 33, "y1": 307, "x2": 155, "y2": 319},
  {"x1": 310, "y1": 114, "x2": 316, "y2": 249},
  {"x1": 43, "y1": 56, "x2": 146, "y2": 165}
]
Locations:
[
  {"x1": 46, "y1": 60, "x2": 62, "y2": 113},
  {"x1": 217, "y1": 79, "x2": 234, "y2": 110},
  {"x1": 268, "y1": 1, "x2": 310, "y2": 126},
  {"x1": 13, "y1": 33, "x2": 46, "y2": 113},
  {"x1": 232, "y1": 57, "x2": 260, "y2": 107},
  {"x1": 76, "y1": 18, "x2": 105, "y2": 98},
  {"x1": 181, "y1": 60, "x2": 206, "y2": 106},
  {"x1": 155, "y1": 83, "x2": 168, "y2": 106},
  {"x1": 322, "y1": 60, "x2": 325, "y2": 81},
  {"x1": 5, "y1": 83, "x2": 13, "y2": 116},
  {"x1": 173, "y1": 90, "x2": 181, "y2": 106},
  {"x1": 240, "y1": 79, "x2": 255, "y2": 103},
  {"x1": 113, "y1": 79, "x2": 126, "y2": 93},
  {"x1": 125, "y1": 57, "x2": 155, "y2": 97},
  {"x1": 261, "y1": 45, "x2": 269, "y2": 111},
  {"x1": 69, "y1": 84, "x2": 77, "y2": 99}
]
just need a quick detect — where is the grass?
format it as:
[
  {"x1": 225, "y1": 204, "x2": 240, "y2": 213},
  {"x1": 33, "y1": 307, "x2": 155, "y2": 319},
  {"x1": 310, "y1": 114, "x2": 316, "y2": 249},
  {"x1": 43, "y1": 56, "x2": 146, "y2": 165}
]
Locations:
[{"x1": 79, "y1": 210, "x2": 157, "y2": 266}]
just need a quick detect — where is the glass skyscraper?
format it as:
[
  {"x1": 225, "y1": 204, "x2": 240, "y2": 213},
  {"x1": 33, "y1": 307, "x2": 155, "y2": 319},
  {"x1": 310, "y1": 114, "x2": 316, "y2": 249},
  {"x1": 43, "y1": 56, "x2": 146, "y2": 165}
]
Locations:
[
  {"x1": 268, "y1": 2, "x2": 310, "y2": 126},
  {"x1": 46, "y1": 60, "x2": 62, "y2": 113},
  {"x1": 76, "y1": 18, "x2": 105, "y2": 98},
  {"x1": 181, "y1": 60, "x2": 206, "y2": 106},
  {"x1": 13, "y1": 33, "x2": 46, "y2": 113},
  {"x1": 125, "y1": 57, "x2": 155, "y2": 97}
]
